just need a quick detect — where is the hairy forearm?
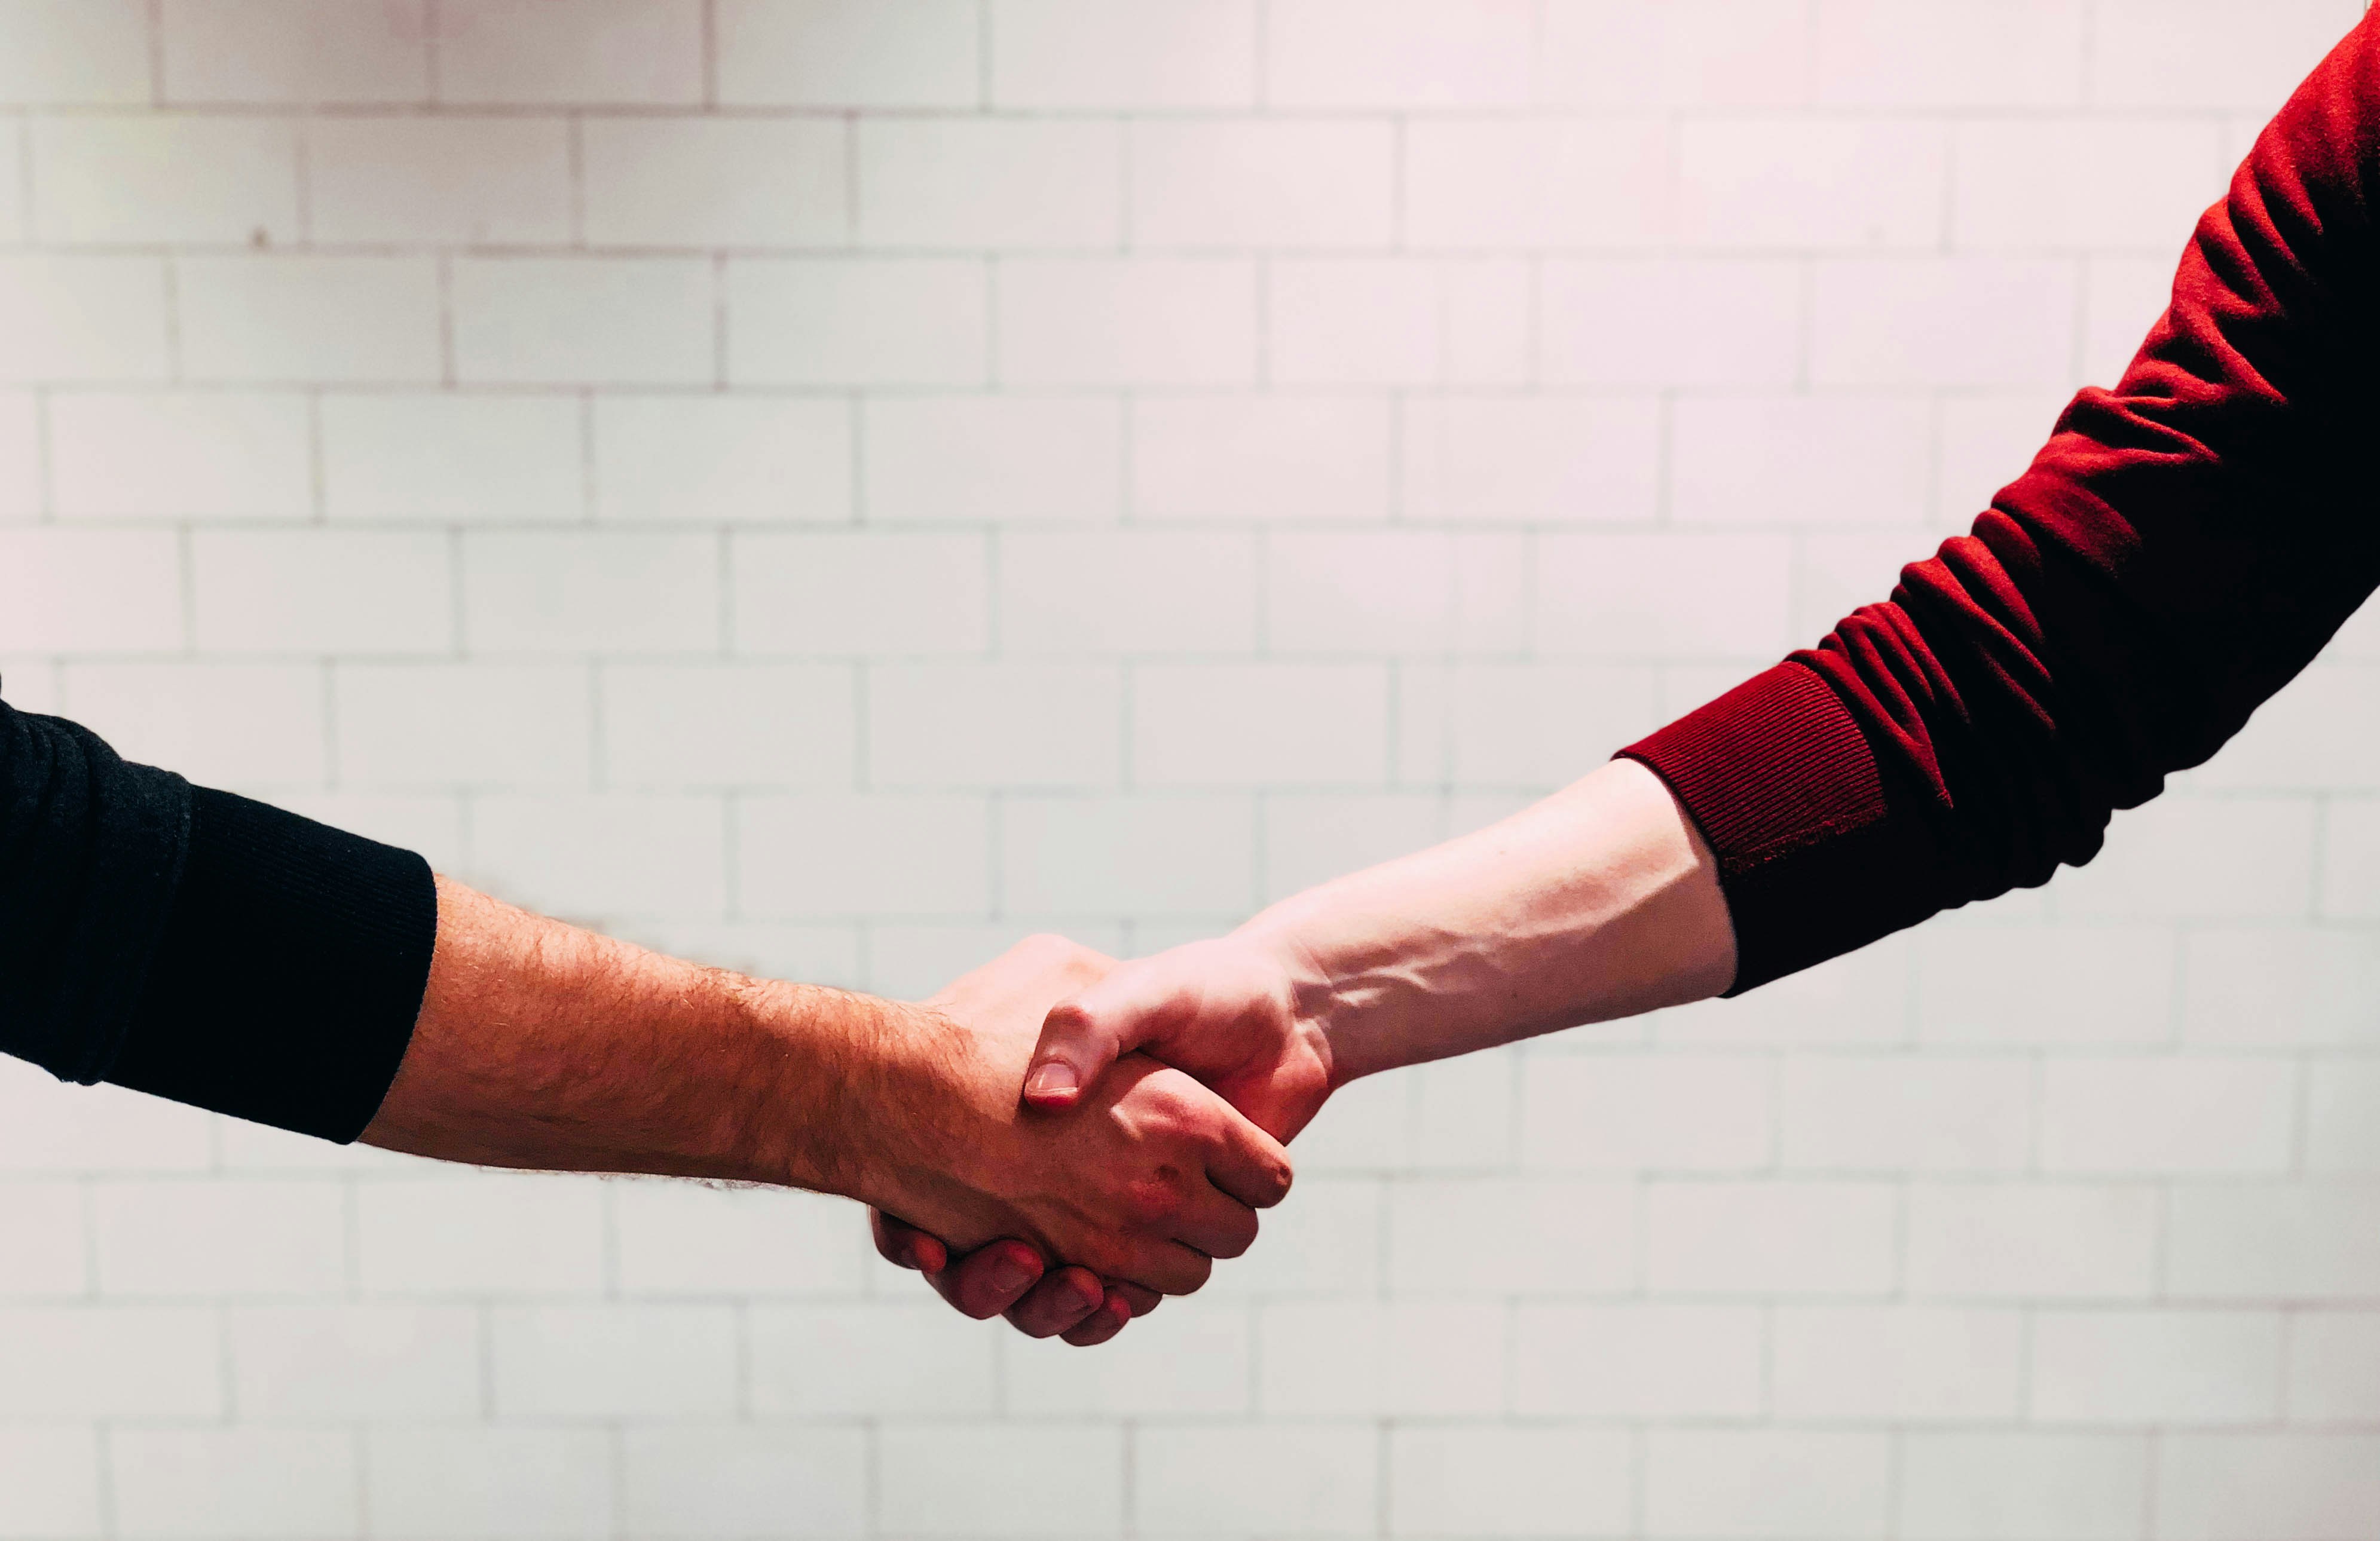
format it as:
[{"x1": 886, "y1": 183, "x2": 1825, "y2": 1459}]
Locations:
[
  {"x1": 1247, "y1": 759, "x2": 1737, "y2": 1084},
  {"x1": 360, "y1": 876, "x2": 946, "y2": 1197}
]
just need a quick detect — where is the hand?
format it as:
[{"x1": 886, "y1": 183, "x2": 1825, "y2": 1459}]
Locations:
[
  {"x1": 862, "y1": 935, "x2": 1294, "y2": 1344},
  {"x1": 1021, "y1": 930, "x2": 1338, "y2": 1143}
]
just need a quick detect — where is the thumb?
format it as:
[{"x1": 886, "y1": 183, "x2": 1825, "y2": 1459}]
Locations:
[{"x1": 1025, "y1": 962, "x2": 1182, "y2": 1110}]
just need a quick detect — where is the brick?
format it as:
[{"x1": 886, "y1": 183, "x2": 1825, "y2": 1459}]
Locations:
[
  {"x1": 177, "y1": 255, "x2": 440, "y2": 382},
  {"x1": 0, "y1": 255, "x2": 170, "y2": 383},
  {"x1": 1134, "y1": 663, "x2": 1387, "y2": 788},
  {"x1": 2308, "y1": 1061, "x2": 2380, "y2": 1173},
  {"x1": 0, "y1": 1180, "x2": 86, "y2": 1295},
  {"x1": 0, "y1": 391, "x2": 35, "y2": 517},
  {"x1": 1513, "y1": 1303, "x2": 1765, "y2": 1416},
  {"x1": 2091, "y1": 0, "x2": 2364, "y2": 111},
  {"x1": 2166, "y1": 1184, "x2": 2380, "y2": 1300},
  {"x1": 1775, "y1": 1304, "x2": 2024, "y2": 1420},
  {"x1": 1781, "y1": 1055, "x2": 2033, "y2": 1174},
  {"x1": 51, "y1": 391, "x2": 308, "y2": 521},
  {"x1": 193, "y1": 528, "x2": 448, "y2": 654},
  {"x1": 1267, "y1": 530, "x2": 1523, "y2": 657},
  {"x1": 863, "y1": 396, "x2": 1118, "y2": 523},
  {"x1": 1644, "y1": 1430, "x2": 1892, "y2": 1540},
  {"x1": 94, "y1": 1178, "x2": 342, "y2": 1297},
  {"x1": 433, "y1": 0, "x2": 702, "y2": 105},
  {"x1": 858, "y1": 120, "x2": 1119, "y2": 249},
  {"x1": 730, "y1": 258, "x2": 988, "y2": 385},
  {"x1": 0, "y1": 1306, "x2": 219, "y2": 1416},
  {"x1": 613, "y1": 1178, "x2": 862, "y2": 1294},
  {"x1": 0, "y1": 528, "x2": 182, "y2": 652},
  {"x1": 868, "y1": 662, "x2": 1118, "y2": 788},
  {"x1": 0, "y1": 1061, "x2": 212, "y2": 1174},
  {"x1": 865, "y1": 914, "x2": 1131, "y2": 1003},
  {"x1": 109, "y1": 1427, "x2": 356, "y2": 1540},
  {"x1": 1656, "y1": 936, "x2": 1914, "y2": 1046},
  {"x1": 452, "y1": 257, "x2": 713, "y2": 385},
  {"x1": 1404, "y1": 120, "x2": 1671, "y2": 250},
  {"x1": 1937, "y1": 391, "x2": 2072, "y2": 521},
  {"x1": 2085, "y1": 255, "x2": 2179, "y2": 386},
  {"x1": 0, "y1": 1426, "x2": 101, "y2": 1536},
  {"x1": 2039, "y1": 1056, "x2": 2296, "y2": 1174},
  {"x1": 1681, "y1": 117, "x2": 1944, "y2": 251},
  {"x1": 1816, "y1": 0, "x2": 2085, "y2": 109},
  {"x1": 1897, "y1": 1433, "x2": 2149, "y2": 1541},
  {"x1": 1259, "y1": 792, "x2": 1441, "y2": 900},
  {"x1": 596, "y1": 394, "x2": 850, "y2": 525},
  {"x1": 491, "y1": 1303, "x2": 736, "y2": 1418},
  {"x1": 1674, "y1": 394, "x2": 1932, "y2": 526},
  {"x1": 2288, "y1": 1312, "x2": 2380, "y2": 1422},
  {"x1": 2195, "y1": 664, "x2": 2380, "y2": 792},
  {"x1": 1389, "y1": 1426, "x2": 1631, "y2": 1539},
  {"x1": 306, "y1": 115, "x2": 567, "y2": 246},
  {"x1": 1813, "y1": 258, "x2": 2078, "y2": 387},
  {"x1": 1268, "y1": 260, "x2": 1483, "y2": 386},
  {"x1": 322, "y1": 393, "x2": 580, "y2": 522},
  {"x1": 33, "y1": 115, "x2": 297, "y2": 246},
  {"x1": 2325, "y1": 798, "x2": 2380, "y2": 920},
  {"x1": 621, "y1": 1426, "x2": 869, "y2": 1539},
  {"x1": 585, "y1": 117, "x2": 844, "y2": 249},
  {"x1": 230, "y1": 1303, "x2": 478, "y2": 1418},
  {"x1": 1268, "y1": 0, "x2": 1532, "y2": 108},
  {"x1": 614, "y1": 918, "x2": 861, "y2": 989},
  {"x1": 1520, "y1": 1052, "x2": 1773, "y2": 1172},
  {"x1": 1646, "y1": 1180, "x2": 1898, "y2": 1295},
  {"x1": 1133, "y1": 395, "x2": 1388, "y2": 519},
  {"x1": 739, "y1": 793, "x2": 989, "y2": 918},
  {"x1": 464, "y1": 531, "x2": 718, "y2": 655},
  {"x1": 2056, "y1": 794, "x2": 2319, "y2": 921},
  {"x1": 365, "y1": 1427, "x2": 613, "y2": 1539},
  {"x1": 161, "y1": 0, "x2": 430, "y2": 105},
  {"x1": 1002, "y1": 794, "x2": 1252, "y2": 915},
  {"x1": 2030, "y1": 1309, "x2": 2283, "y2": 1423},
  {"x1": 1957, "y1": 118, "x2": 2229, "y2": 253},
  {"x1": 1904, "y1": 1182, "x2": 2159, "y2": 1300},
  {"x1": 1541, "y1": 0, "x2": 1813, "y2": 108},
  {"x1": 2159, "y1": 1433, "x2": 2380, "y2": 1541},
  {"x1": 60, "y1": 661, "x2": 319, "y2": 794},
  {"x1": 1536, "y1": 533, "x2": 1793, "y2": 659},
  {"x1": 1000, "y1": 529, "x2": 1253, "y2": 655},
  {"x1": 1397, "y1": 663, "x2": 1660, "y2": 790},
  {"x1": 1400, "y1": 396, "x2": 1661, "y2": 522},
  {"x1": 357, "y1": 1174, "x2": 607, "y2": 1294},
  {"x1": 1543, "y1": 258, "x2": 1801, "y2": 385},
  {"x1": 1917, "y1": 924, "x2": 2176, "y2": 1045},
  {"x1": 1135, "y1": 1424, "x2": 1375, "y2": 1537},
  {"x1": 1793, "y1": 529, "x2": 1923, "y2": 640},
  {"x1": 1130, "y1": 122, "x2": 1394, "y2": 249},
  {"x1": 1001, "y1": 259, "x2": 1256, "y2": 385},
  {"x1": 750, "y1": 1301, "x2": 996, "y2": 1416},
  {"x1": 1007, "y1": 1304, "x2": 1252, "y2": 1417},
  {"x1": 733, "y1": 531, "x2": 988, "y2": 655},
  {"x1": 1258, "y1": 1300, "x2": 1504, "y2": 1416},
  {"x1": 0, "y1": 0, "x2": 151, "y2": 103},
  {"x1": 335, "y1": 663, "x2": 589, "y2": 789},
  {"x1": 877, "y1": 1426, "x2": 1124, "y2": 1538},
  {"x1": 599, "y1": 661, "x2": 852, "y2": 789},
  {"x1": 717, "y1": 0, "x2": 980, "y2": 108},
  {"x1": 994, "y1": 0, "x2": 1254, "y2": 108},
  {"x1": 467, "y1": 792, "x2": 725, "y2": 918},
  {"x1": 1390, "y1": 1177, "x2": 1633, "y2": 1292},
  {"x1": 1203, "y1": 1174, "x2": 1381, "y2": 1297}
]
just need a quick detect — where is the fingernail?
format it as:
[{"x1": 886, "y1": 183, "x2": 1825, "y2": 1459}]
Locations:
[
  {"x1": 1025, "y1": 1062, "x2": 1079, "y2": 1099},
  {"x1": 989, "y1": 1254, "x2": 1035, "y2": 1292}
]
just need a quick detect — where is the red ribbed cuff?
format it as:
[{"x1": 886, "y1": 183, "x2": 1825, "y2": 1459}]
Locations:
[{"x1": 1621, "y1": 662, "x2": 1945, "y2": 994}]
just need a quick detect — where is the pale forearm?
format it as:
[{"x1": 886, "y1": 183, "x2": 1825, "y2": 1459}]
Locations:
[
  {"x1": 360, "y1": 876, "x2": 925, "y2": 1197},
  {"x1": 1245, "y1": 759, "x2": 1737, "y2": 1084}
]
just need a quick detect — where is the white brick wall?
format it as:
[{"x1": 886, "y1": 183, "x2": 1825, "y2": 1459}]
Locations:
[{"x1": 2, "y1": 1, "x2": 2376, "y2": 1537}]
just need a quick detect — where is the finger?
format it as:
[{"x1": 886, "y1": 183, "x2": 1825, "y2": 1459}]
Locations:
[
  {"x1": 1024, "y1": 957, "x2": 1203, "y2": 1111},
  {"x1": 1059, "y1": 1289, "x2": 1136, "y2": 1347},
  {"x1": 928, "y1": 1239, "x2": 1046, "y2": 1321},
  {"x1": 1204, "y1": 1116, "x2": 1295, "y2": 1210},
  {"x1": 1167, "y1": 1185, "x2": 1261, "y2": 1261},
  {"x1": 1111, "y1": 1238, "x2": 1213, "y2": 1297},
  {"x1": 870, "y1": 1210, "x2": 948, "y2": 1275},
  {"x1": 1002, "y1": 1266, "x2": 1108, "y2": 1339},
  {"x1": 1113, "y1": 1282, "x2": 1162, "y2": 1317}
]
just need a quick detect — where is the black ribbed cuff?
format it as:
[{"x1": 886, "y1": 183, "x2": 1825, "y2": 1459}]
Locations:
[{"x1": 106, "y1": 788, "x2": 438, "y2": 1143}]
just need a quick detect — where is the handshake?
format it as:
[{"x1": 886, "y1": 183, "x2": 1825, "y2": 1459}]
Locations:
[{"x1": 858, "y1": 927, "x2": 1338, "y2": 1349}]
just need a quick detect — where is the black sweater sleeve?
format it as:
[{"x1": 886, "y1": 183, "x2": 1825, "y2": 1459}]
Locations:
[{"x1": 1, "y1": 693, "x2": 437, "y2": 1142}]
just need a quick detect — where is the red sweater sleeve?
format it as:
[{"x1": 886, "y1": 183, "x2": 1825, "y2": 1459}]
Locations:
[{"x1": 1625, "y1": 13, "x2": 2380, "y2": 994}]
